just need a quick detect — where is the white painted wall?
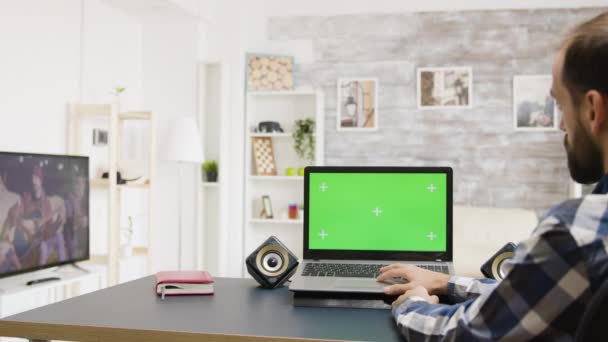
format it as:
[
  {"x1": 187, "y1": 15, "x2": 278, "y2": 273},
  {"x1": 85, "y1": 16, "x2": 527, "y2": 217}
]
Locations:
[
  {"x1": 0, "y1": 0, "x2": 204, "y2": 278},
  {"x1": 141, "y1": 13, "x2": 201, "y2": 272},
  {"x1": 0, "y1": 0, "x2": 145, "y2": 154},
  {"x1": 0, "y1": 0, "x2": 81, "y2": 154},
  {"x1": 82, "y1": 1, "x2": 144, "y2": 109},
  {"x1": 0, "y1": 0, "x2": 145, "y2": 262}
]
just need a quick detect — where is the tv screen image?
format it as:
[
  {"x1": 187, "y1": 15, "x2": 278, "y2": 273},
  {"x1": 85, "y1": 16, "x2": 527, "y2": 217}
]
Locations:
[{"x1": 0, "y1": 152, "x2": 89, "y2": 278}]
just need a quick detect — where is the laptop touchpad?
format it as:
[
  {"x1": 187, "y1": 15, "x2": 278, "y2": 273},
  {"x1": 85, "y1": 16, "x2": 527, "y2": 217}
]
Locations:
[{"x1": 335, "y1": 279, "x2": 382, "y2": 289}]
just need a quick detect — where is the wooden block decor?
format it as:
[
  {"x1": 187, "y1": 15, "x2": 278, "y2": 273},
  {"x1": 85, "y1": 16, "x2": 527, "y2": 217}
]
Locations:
[
  {"x1": 247, "y1": 55, "x2": 294, "y2": 91},
  {"x1": 252, "y1": 137, "x2": 278, "y2": 176}
]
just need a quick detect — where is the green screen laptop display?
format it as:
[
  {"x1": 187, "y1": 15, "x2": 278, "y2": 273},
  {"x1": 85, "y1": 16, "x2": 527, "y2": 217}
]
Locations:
[{"x1": 308, "y1": 172, "x2": 447, "y2": 252}]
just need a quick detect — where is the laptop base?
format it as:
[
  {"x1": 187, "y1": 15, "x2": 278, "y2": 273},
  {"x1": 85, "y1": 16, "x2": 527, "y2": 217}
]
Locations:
[{"x1": 292, "y1": 291, "x2": 398, "y2": 310}]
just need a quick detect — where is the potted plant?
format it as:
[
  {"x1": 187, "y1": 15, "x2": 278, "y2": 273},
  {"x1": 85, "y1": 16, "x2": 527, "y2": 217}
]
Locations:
[
  {"x1": 292, "y1": 118, "x2": 315, "y2": 170},
  {"x1": 109, "y1": 86, "x2": 126, "y2": 103},
  {"x1": 202, "y1": 160, "x2": 218, "y2": 182}
]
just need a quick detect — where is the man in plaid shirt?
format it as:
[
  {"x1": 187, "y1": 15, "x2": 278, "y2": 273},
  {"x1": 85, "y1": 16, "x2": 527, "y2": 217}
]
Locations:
[{"x1": 377, "y1": 12, "x2": 608, "y2": 341}]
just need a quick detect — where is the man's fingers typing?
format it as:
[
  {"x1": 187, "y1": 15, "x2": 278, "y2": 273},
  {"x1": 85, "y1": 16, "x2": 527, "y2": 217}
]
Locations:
[
  {"x1": 379, "y1": 264, "x2": 402, "y2": 272},
  {"x1": 376, "y1": 268, "x2": 408, "y2": 282},
  {"x1": 383, "y1": 283, "x2": 414, "y2": 295}
]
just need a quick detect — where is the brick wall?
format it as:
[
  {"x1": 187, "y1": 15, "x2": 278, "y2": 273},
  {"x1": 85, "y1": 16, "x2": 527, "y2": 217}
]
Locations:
[{"x1": 268, "y1": 8, "x2": 606, "y2": 209}]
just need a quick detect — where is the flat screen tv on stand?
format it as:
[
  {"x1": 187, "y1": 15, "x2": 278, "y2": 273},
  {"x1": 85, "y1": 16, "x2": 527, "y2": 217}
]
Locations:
[{"x1": 0, "y1": 152, "x2": 89, "y2": 285}]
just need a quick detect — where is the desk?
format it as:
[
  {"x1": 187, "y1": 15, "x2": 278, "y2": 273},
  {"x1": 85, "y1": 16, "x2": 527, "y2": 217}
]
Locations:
[{"x1": 0, "y1": 277, "x2": 403, "y2": 341}]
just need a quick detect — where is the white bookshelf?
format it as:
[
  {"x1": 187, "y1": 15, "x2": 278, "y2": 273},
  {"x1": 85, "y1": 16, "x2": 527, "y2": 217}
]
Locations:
[
  {"x1": 249, "y1": 218, "x2": 304, "y2": 225},
  {"x1": 249, "y1": 90, "x2": 322, "y2": 96},
  {"x1": 249, "y1": 176, "x2": 304, "y2": 181},
  {"x1": 67, "y1": 103, "x2": 156, "y2": 286},
  {"x1": 243, "y1": 90, "x2": 324, "y2": 275},
  {"x1": 248, "y1": 133, "x2": 293, "y2": 138}
]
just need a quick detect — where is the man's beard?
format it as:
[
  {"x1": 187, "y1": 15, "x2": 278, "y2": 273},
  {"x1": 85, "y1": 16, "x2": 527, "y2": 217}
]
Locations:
[{"x1": 564, "y1": 128, "x2": 604, "y2": 184}]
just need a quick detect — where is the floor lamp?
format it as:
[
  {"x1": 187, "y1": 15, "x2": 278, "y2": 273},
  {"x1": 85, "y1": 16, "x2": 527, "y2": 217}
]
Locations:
[{"x1": 161, "y1": 116, "x2": 203, "y2": 270}]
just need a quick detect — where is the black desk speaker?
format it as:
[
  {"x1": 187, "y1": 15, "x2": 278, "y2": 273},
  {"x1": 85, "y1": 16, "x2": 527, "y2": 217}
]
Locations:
[
  {"x1": 246, "y1": 236, "x2": 299, "y2": 289},
  {"x1": 480, "y1": 242, "x2": 517, "y2": 280}
]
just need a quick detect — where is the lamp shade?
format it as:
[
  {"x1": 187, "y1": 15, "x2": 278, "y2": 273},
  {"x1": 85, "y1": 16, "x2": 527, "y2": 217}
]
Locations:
[{"x1": 161, "y1": 116, "x2": 203, "y2": 163}]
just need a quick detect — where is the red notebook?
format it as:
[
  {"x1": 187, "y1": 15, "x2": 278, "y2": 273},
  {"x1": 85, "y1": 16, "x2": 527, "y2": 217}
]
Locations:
[{"x1": 155, "y1": 271, "x2": 214, "y2": 299}]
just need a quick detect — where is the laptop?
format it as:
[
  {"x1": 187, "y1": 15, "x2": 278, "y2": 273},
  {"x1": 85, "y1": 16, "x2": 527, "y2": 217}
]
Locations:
[{"x1": 289, "y1": 166, "x2": 454, "y2": 294}]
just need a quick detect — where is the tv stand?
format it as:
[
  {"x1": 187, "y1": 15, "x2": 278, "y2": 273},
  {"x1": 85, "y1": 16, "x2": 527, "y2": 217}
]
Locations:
[
  {"x1": 0, "y1": 266, "x2": 104, "y2": 321},
  {"x1": 54, "y1": 263, "x2": 90, "y2": 274},
  {"x1": 69, "y1": 262, "x2": 90, "y2": 273},
  {"x1": 70, "y1": 262, "x2": 91, "y2": 273}
]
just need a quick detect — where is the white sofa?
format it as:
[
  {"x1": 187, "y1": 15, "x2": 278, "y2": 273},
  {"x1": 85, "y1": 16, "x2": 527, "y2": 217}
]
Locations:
[{"x1": 453, "y1": 205, "x2": 539, "y2": 278}]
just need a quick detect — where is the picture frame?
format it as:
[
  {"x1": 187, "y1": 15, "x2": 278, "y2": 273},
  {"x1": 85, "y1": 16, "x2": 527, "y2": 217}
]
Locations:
[
  {"x1": 251, "y1": 137, "x2": 278, "y2": 176},
  {"x1": 417, "y1": 67, "x2": 472, "y2": 109},
  {"x1": 337, "y1": 78, "x2": 379, "y2": 131},
  {"x1": 246, "y1": 54, "x2": 294, "y2": 92},
  {"x1": 261, "y1": 195, "x2": 274, "y2": 219},
  {"x1": 513, "y1": 75, "x2": 559, "y2": 131},
  {"x1": 92, "y1": 129, "x2": 108, "y2": 146}
]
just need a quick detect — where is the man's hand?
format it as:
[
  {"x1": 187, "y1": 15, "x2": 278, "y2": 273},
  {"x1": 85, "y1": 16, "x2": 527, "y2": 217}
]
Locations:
[
  {"x1": 377, "y1": 264, "x2": 450, "y2": 296},
  {"x1": 392, "y1": 286, "x2": 439, "y2": 312}
]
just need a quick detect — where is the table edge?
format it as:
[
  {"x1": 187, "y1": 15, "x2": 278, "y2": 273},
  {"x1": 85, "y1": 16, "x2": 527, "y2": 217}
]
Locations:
[{"x1": 0, "y1": 320, "x2": 348, "y2": 342}]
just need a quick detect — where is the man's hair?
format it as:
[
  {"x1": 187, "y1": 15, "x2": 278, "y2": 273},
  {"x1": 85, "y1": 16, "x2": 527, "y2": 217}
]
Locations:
[{"x1": 562, "y1": 11, "x2": 608, "y2": 105}]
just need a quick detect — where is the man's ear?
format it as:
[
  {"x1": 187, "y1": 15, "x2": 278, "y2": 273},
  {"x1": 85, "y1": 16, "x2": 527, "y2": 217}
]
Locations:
[{"x1": 588, "y1": 90, "x2": 606, "y2": 136}]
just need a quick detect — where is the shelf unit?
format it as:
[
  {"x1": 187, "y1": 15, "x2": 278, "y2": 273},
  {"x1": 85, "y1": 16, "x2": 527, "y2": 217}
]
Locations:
[
  {"x1": 67, "y1": 103, "x2": 156, "y2": 286},
  {"x1": 90, "y1": 178, "x2": 151, "y2": 189},
  {"x1": 248, "y1": 133, "x2": 293, "y2": 138},
  {"x1": 249, "y1": 218, "x2": 304, "y2": 225},
  {"x1": 244, "y1": 90, "x2": 324, "y2": 275},
  {"x1": 249, "y1": 176, "x2": 304, "y2": 181}
]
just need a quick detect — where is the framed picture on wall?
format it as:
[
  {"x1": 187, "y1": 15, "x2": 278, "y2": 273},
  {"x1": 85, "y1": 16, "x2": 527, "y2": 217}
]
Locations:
[
  {"x1": 513, "y1": 75, "x2": 558, "y2": 131},
  {"x1": 337, "y1": 78, "x2": 379, "y2": 131},
  {"x1": 92, "y1": 129, "x2": 108, "y2": 146},
  {"x1": 246, "y1": 54, "x2": 294, "y2": 92},
  {"x1": 417, "y1": 67, "x2": 472, "y2": 109}
]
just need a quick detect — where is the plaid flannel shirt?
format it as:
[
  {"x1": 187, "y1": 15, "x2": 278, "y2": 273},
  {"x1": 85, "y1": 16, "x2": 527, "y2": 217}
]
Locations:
[{"x1": 393, "y1": 177, "x2": 608, "y2": 341}]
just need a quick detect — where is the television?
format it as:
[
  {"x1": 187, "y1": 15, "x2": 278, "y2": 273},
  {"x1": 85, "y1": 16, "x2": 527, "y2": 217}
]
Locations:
[{"x1": 0, "y1": 152, "x2": 89, "y2": 278}]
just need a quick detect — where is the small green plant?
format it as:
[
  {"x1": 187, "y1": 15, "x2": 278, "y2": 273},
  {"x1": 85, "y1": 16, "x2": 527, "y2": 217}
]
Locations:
[
  {"x1": 202, "y1": 160, "x2": 218, "y2": 173},
  {"x1": 202, "y1": 160, "x2": 218, "y2": 182},
  {"x1": 110, "y1": 87, "x2": 126, "y2": 96},
  {"x1": 292, "y1": 118, "x2": 315, "y2": 164}
]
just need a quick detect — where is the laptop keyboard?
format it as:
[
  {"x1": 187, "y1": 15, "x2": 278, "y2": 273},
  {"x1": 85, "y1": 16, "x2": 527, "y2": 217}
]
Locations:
[{"x1": 301, "y1": 263, "x2": 449, "y2": 278}]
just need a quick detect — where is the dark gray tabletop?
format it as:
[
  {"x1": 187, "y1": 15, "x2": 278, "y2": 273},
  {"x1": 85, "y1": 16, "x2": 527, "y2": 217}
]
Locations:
[{"x1": 1, "y1": 276, "x2": 403, "y2": 342}]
